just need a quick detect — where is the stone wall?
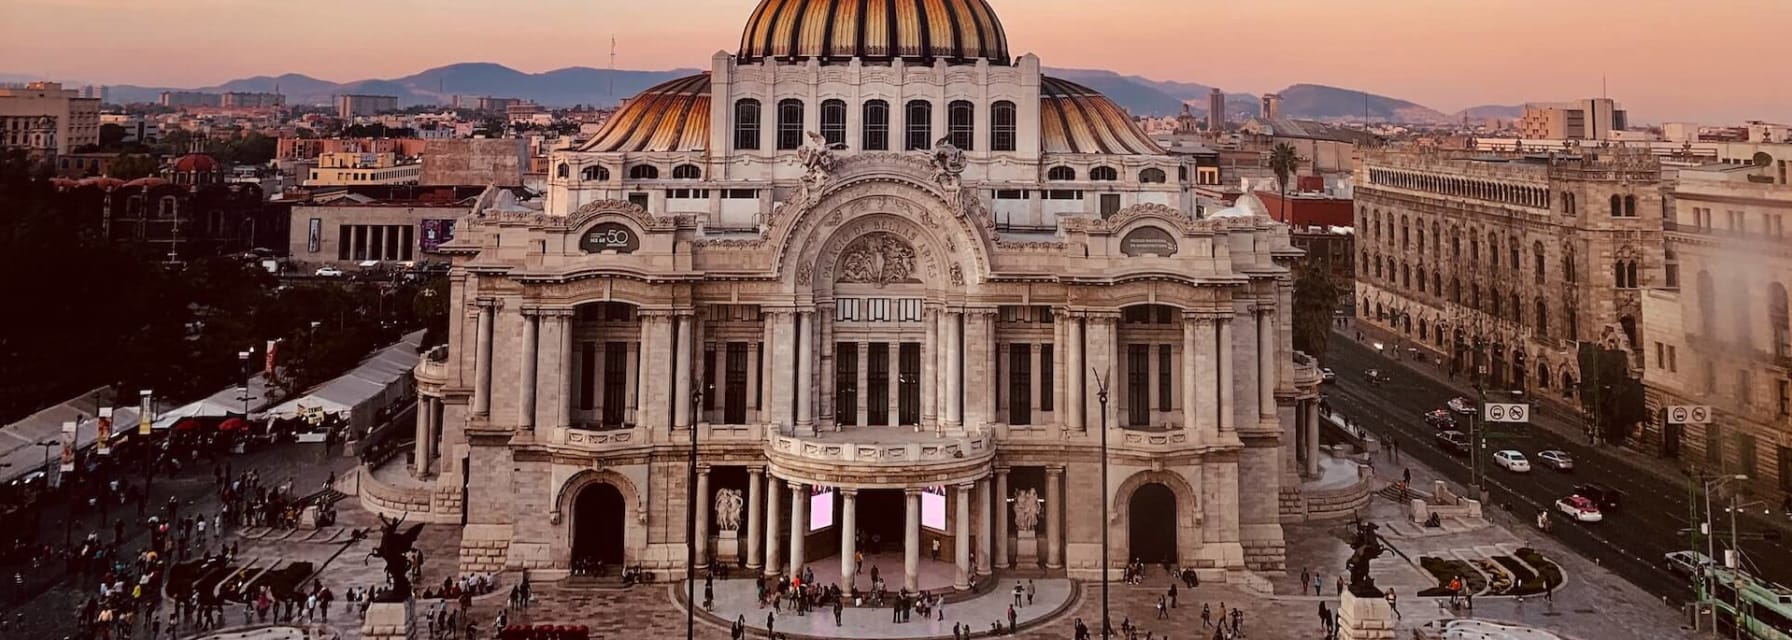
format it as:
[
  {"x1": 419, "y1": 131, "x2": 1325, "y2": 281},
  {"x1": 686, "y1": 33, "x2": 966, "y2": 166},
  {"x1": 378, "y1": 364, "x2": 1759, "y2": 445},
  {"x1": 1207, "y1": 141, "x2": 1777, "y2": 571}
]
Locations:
[{"x1": 354, "y1": 467, "x2": 461, "y2": 524}]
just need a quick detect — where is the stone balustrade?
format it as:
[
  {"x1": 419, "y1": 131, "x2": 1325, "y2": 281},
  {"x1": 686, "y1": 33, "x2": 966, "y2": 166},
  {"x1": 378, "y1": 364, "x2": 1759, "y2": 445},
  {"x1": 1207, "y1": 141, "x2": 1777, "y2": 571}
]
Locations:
[
  {"x1": 355, "y1": 467, "x2": 461, "y2": 524},
  {"x1": 767, "y1": 430, "x2": 995, "y2": 466}
]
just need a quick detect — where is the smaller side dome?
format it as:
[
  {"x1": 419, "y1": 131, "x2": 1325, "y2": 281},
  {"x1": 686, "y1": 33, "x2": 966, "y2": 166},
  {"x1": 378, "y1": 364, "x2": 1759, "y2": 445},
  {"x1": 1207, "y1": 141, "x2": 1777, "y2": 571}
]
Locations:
[
  {"x1": 172, "y1": 153, "x2": 219, "y2": 173},
  {"x1": 1039, "y1": 77, "x2": 1165, "y2": 155},
  {"x1": 579, "y1": 74, "x2": 711, "y2": 153}
]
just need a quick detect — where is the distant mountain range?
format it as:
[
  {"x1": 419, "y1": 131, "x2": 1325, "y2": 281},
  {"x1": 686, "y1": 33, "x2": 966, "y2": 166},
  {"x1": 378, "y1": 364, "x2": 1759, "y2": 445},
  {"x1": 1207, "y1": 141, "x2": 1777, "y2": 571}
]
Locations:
[{"x1": 27, "y1": 62, "x2": 1469, "y2": 124}]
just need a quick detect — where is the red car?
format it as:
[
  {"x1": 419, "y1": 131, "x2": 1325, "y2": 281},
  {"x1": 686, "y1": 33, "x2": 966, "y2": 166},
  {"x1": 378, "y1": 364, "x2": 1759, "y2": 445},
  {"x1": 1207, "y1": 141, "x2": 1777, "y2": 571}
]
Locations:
[{"x1": 1424, "y1": 410, "x2": 1457, "y2": 430}]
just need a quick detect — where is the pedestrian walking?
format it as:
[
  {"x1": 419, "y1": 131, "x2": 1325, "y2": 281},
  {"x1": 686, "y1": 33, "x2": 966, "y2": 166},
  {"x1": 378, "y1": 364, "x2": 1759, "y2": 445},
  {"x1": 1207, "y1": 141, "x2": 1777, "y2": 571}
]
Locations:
[
  {"x1": 1007, "y1": 604, "x2": 1017, "y2": 631},
  {"x1": 1318, "y1": 601, "x2": 1330, "y2": 634},
  {"x1": 1201, "y1": 603, "x2": 1212, "y2": 628},
  {"x1": 1156, "y1": 596, "x2": 1168, "y2": 619},
  {"x1": 1300, "y1": 567, "x2": 1310, "y2": 594},
  {"x1": 1313, "y1": 574, "x2": 1322, "y2": 596},
  {"x1": 1027, "y1": 579, "x2": 1036, "y2": 605},
  {"x1": 1385, "y1": 589, "x2": 1400, "y2": 618},
  {"x1": 1169, "y1": 581, "x2": 1179, "y2": 608}
]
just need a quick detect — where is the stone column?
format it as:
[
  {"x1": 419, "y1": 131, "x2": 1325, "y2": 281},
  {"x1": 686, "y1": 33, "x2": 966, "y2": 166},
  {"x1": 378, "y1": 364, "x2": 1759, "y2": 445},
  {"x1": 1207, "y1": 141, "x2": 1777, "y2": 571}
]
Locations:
[
  {"x1": 840, "y1": 489, "x2": 858, "y2": 589},
  {"x1": 471, "y1": 300, "x2": 494, "y2": 415},
  {"x1": 557, "y1": 312, "x2": 573, "y2": 429},
  {"x1": 922, "y1": 307, "x2": 938, "y2": 430},
  {"x1": 789, "y1": 480, "x2": 807, "y2": 573},
  {"x1": 772, "y1": 312, "x2": 797, "y2": 431},
  {"x1": 673, "y1": 314, "x2": 693, "y2": 430},
  {"x1": 1306, "y1": 399, "x2": 1322, "y2": 477},
  {"x1": 1065, "y1": 313, "x2": 1084, "y2": 430},
  {"x1": 1194, "y1": 315, "x2": 1219, "y2": 436},
  {"x1": 818, "y1": 306, "x2": 836, "y2": 430},
  {"x1": 976, "y1": 477, "x2": 993, "y2": 575},
  {"x1": 746, "y1": 467, "x2": 765, "y2": 571},
  {"x1": 746, "y1": 341, "x2": 761, "y2": 424},
  {"x1": 993, "y1": 467, "x2": 1010, "y2": 568},
  {"x1": 944, "y1": 311, "x2": 962, "y2": 429},
  {"x1": 1219, "y1": 313, "x2": 1236, "y2": 433},
  {"x1": 796, "y1": 311, "x2": 814, "y2": 433},
  {"x1": 966, "y1": 310, "x2": 994, "y2": 429},
  {"x1": 954, "y1": 483, "x2": 972, "y2": 589},
  {"x1": 1258, "y1": 308, "x2": 1277, "y2": 421},
  {"x1": 633, "y1": 317, "x2": 650, "y2": 426},
  {"x1": 695, "y1": 465, "x2": 711, "y2": 569},
  {"x1": 904, "y1": 489, "x2": 921, "y2": 591},
  {"x1": 1182, "y1": 314, "x2": 1199, "y2": 431},
  {"x1": 764, "y1": 475, "x2": 783, "y2": 576},
  {"x1": 1045, "y1": 465, "x2": 1064, "y2": 568},
  {"x1": 413, "y1": 397, "x2": 433, "y2": 477},
  {"x1": 518, "y1": 310, "x2": 539, "y2": 429}
]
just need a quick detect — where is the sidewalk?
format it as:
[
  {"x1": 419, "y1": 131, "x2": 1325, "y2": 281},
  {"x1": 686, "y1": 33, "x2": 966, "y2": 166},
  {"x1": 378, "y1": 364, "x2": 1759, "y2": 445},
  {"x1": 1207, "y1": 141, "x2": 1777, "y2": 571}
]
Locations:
[{"x1": 1333, "y1": 321, "x2": 1792, "y2": 540}]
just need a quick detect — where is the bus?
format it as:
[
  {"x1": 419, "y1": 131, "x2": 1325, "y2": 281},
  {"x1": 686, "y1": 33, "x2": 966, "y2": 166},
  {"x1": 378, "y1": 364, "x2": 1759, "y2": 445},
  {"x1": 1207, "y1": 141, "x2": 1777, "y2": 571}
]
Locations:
[{"x1": 1704, "y1": 564, "x2": 1792, "y2": 640}]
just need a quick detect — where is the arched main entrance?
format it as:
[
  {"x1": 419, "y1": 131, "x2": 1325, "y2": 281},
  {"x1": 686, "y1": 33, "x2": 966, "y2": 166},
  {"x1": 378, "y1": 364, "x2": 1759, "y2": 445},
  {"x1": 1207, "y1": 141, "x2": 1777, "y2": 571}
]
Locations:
[
  {"x1": 1128, "y1": 483, "x2": 1177, "y2": 564},
  {"x1": 572, "y1": 483, "x2": 626, "y2": 567}
]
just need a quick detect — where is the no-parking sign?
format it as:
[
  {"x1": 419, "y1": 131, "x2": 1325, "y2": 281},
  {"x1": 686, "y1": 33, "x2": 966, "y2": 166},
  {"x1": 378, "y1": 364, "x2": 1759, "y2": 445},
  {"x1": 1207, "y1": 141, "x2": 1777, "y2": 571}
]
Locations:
[{"x1": 1483, "y1": 403, "x2": 1530, "y2": 423}]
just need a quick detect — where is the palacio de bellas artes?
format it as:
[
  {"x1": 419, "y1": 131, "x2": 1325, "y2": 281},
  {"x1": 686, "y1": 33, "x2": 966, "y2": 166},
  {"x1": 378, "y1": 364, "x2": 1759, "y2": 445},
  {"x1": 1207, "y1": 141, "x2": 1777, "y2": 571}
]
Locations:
[{"x1": 396, "y1": 0, "x2": 1320, "y2": 594}]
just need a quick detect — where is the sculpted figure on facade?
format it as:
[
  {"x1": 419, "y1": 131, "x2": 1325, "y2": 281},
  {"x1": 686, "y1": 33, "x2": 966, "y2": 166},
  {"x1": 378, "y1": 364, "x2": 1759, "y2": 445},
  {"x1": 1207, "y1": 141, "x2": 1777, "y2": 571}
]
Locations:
[
  {"x1": 837, "y1": 232, "x2": 917, "y2": 287},
  {"x1": 1012, "y1": 488, "x2": 1041, "y2": 533},
  {"x1": 799, "y1": 131, "x2": 841, "y2": 197},
  {"x1": 928, "y1": 136, "x2": 967, "y2": 190},
  {"x1": 714, "y1": 488, "x2": 743, "y2": 532}
]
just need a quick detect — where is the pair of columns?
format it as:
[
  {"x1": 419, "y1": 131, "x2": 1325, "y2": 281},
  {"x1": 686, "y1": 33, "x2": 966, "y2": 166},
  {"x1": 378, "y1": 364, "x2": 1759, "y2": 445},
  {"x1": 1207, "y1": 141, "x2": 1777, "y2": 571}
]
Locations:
[
  {"x1": 412, "y1": 396, "x2": 442, "y2": 477},
  {"x1": 763, "y1": 310, "x2": 815, "y2": 433}
]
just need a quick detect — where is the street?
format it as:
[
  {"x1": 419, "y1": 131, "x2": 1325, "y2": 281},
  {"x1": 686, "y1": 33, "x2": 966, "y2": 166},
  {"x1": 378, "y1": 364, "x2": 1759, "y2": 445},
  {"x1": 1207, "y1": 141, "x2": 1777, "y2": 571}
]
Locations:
[{"x1": 1323, "y1": 333, "x2": 1792, "y2": 605}]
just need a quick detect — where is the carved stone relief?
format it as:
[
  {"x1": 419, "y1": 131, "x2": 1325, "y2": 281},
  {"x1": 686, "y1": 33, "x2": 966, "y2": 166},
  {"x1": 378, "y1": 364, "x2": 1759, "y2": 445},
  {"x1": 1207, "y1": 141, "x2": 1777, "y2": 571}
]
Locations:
[{"x1": 835, "y1": 232, "x2": 918, "y2": 287}]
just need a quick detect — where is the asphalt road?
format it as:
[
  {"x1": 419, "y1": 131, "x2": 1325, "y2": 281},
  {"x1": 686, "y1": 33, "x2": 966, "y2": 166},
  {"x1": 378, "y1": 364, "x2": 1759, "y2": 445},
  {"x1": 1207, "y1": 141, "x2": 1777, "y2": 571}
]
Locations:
[{"x1": 1322, "y1": 335, "x2": 1792, "y2": 605}]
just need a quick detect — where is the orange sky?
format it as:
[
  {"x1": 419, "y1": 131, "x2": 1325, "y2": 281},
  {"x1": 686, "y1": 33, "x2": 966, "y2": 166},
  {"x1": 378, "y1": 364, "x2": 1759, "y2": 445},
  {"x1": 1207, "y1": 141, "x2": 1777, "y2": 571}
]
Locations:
[{"x1": 5, "y1": 0, "x2": 1787, "y2": 123}]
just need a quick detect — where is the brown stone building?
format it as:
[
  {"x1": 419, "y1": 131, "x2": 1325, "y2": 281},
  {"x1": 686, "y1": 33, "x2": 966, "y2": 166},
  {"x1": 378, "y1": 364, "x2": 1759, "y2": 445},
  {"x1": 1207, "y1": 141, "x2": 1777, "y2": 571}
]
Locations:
[{"x1": 1352, "y1": 147, "x2": 1662, "y2": 406}]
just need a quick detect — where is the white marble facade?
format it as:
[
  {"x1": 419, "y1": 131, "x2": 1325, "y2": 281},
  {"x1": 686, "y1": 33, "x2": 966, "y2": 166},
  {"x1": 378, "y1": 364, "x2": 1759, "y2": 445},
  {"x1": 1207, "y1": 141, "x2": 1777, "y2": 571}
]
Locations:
[{"x1": 401, "y1": 0, "x2": 1312, "y2": 585}]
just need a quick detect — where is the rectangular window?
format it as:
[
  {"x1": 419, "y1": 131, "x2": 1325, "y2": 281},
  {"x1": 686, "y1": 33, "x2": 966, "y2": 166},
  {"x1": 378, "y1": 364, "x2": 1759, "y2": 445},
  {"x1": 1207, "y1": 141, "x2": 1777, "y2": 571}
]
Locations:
[
  {"x1": 702, "y1": 345, "x2": 717, "y2": 412},
  {"x1": 862, "y1": 100, "x2": 889, "y2": 151},
  {"x1": 835, "y1": 342, "x2": 858, "y2": 426},
  {"x1": 602, "y1": 342, "x2": 628, "y2": 425},
  {"x1": 1780, "y1": 446, "x2": 1792, "y2": 492},
  {"x1": 1780, "y1": 379, "x2": 1790, "y2": 417},
  {"x1": 1736, "y1": 433, "x2": 1758, "y2": 478},
  {"x1": 1127, "y1": 344, "x2": 1150, "y2": 426},
  {"x1": 905, "y1": 100, "x2": 932, "y2": 151},
  {"x1": 1706, "y1": 423, "x2": 1724, "y2": 468},
  {"x1": 725, "y1": 342, "x2": 748, "y2": 424},
  {"x1": 1100, "y1": 194, "x2": 1122, "y2": 217},
  {"x1": 1667, "y1": 346, "x2": 1677, "y2": 372},
  {"x1": 1009, "y1": 344, "x2": 1032, "y2": 426},
  {"x1": 628, "y1": 192, "x2": 649, "y2": 210},
  {"x1": 1046, "y1": 190, "x2": 1083, "y2": 200},
  {"x1": 993, "y1": 189, "x2": 1028, "y2": 200},
  {"x1": 578, "y1": 342, "x2": 597, "y2": 412},
  {"x1": 899, "y1": 342, "x2": 920, "y2": 425},
  {"x1": 1655, "y1": 342, "x2": 1665, "y2": 369},
  {"x1": 868, "y1": 343, "x2": 889, "y2": 425},
  {"x1": 1039, "y1": 343, "x2": 1054, "y2": 412},
  {"x1": 777, "y1": 100, "x2": 804, "y2": 150},
  {"x1": 724, "y1": 189, "x2": 759, "y2": 199},
  {"x1": 1158, "y1": 344, "x2": 1173, "y2": 412},
  {"x1": 337, "y1": 225, "x2": 351, "y2": 260},
  {"x1": 1739, "y1": 370, "x2": 1752, "y2": 405}
]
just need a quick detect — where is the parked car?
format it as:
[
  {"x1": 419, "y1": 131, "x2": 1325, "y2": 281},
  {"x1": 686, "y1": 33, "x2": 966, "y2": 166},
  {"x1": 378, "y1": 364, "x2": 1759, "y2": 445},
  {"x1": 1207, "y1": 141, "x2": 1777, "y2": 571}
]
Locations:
[
  {"x1": 1556, "y1": 495, "x2": 1604, "y2": 522},
  {"x1": 1321, "y1": 368, "x2": 1336, "y2": 383},
  {"x1": 1573, "y1": 483, "x2": 1624, "y2": 513},
  {"x1": 1435, "y1": 430, "x2": 1471, "y2": 456},
  {"x1": 1664, "y1": 550, "x2": 1714, "y2": 577},
  {"x1": 1492, "y1": 450, "x2": 1531, "y2": 472},
  {"x1": 1366, "y1": 369, "x2": 1388, "y2": 386},
  {"x1": 314, "y1": 266, "x2": 344, "y2": 277},
  {"x1": 1535, "y1": 450, "x2": 1574, "y2": 471},
  {"x1": 1423, "y1": 410, "x2": 1457, "y2": 430},
  {"x1": 1447, "y1": 396, "x2": 1477, "y2": 415}
]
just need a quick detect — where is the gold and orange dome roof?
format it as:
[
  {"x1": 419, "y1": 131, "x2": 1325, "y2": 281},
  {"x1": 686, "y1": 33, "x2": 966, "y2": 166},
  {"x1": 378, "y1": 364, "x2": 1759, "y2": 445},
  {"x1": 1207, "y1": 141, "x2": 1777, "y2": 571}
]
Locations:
[{"x1": 739, "y1": 0, "x2": 1009, "y2": 64}]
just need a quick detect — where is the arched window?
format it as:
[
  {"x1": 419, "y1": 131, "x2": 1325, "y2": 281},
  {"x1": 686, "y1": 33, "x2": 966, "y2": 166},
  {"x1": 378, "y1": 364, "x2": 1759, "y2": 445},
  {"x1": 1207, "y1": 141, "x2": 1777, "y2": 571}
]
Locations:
[
  {"x1": 1047, "y1": 166, "x2": 1076, "y2": 181},
  {"x1": 1432, "y1": 271, "x2": 1442, "y2": 298},
  {"x1": 733, "y1": 99, "x2": 761, "y2": 150},
  {"x1": 1696, "y1": 270, "x2": 1716, "y2": 334},
  {"x1": 1508, "y1": 236, "x2": 1519, "y2": 271},
  {"x1": 1139, "y1": 168, "x2": 1167, "y2": 184},
  {"x1": 1488, "y1": 232, "x2": 1500, "y2": 267},
  {"x1": 1491, "y1": 290, "x2": 1503, "y2": 318},
  {"x1": 820, "y1": 99, "x2": 847, "y2": 147},
  {"x1": 1533, "y1": 241, "x2": 1546, "y2": 284},
  {"x1": 1431, "y1": 221, "x2": 1441, "y2": 257},
  {"x1": 672, "y1": 164, "x2": 702, "y2": 180},
  {"x1": 581, "y1": 166, "x2": 608, "y2": 181},
  {"x1": 1561, "y1": 191, "x2": 1576, "y2": 214},
  {"x1": 556, "y1": 163, "x2": 569, "y2": 179},
  {"x1": 990, "y1": 100, "x2": 1017, "y2": 151},
  {"x1": 862, "y1": 100, "x2": 890, "y2": 151},
  {"x1": 1416, "y1": 225, "x2": 1426, "y2": 253},
  {"x1": 1509, "y1": 293, "x2": 1520, "y2": 323},
  {"x1": 628, "y1": 165, "x2": 659, "y2": 180},
  {"x1": 1401, "y1": 216, "x2": 1410, "y2": 249},
  {"x1": 1178, "y1": 165, "x2": 1188, "y2": 182},
  {"x1": 1469, "y1": 236, "x2": 1479, "y2": 261},
  {"x1": 1614, "y1": 260, "x2": 1636, "y2": 288},
  {"x1": 1374, "y1": 256, "x2": 1383, "y2": 278},
  {"x1": 1402, "y1": 264, "x2": 1411, "y2": 289},
  {"x1": 1090, "y1": 166, "x2": 1119, "y2": 181},
  {"x1": 1451, "y1": 277, "x2": 1461, "y2": 304},
  {"x1": 947, "y1": 100, "x2": 975, "y2": 150},
  {"x1": 776, "y1": 99, "x2": 805, "y2": 150},
  {"x1": 1610, "y1": 194, "x2": 1623, "y2": 217},
  {"x1": 905, "y1": 100, "x2": 932, "y2": 150},
  {"x1": 1771, "y1": 283, "x2": 1791, "y2": 358},
  {"x1": 1451, "y1": 232, "x2": 1461, "y2": 258},
  {"x1": 1624, "y1": 195, "x2": 1638, "y2": 217},
  {"x1": 1563, "y1": 249, "x2": 1577, "y2": 283},
  {"x1": 158, "y1": 196, "x2": 178, "y2": 218},
  {"x1": 1664, "y1": 249, "x2": 1680, "y2": 288},
  {"x1": 1534, "y1": 300, "x2": 1549, "y2": 338}
]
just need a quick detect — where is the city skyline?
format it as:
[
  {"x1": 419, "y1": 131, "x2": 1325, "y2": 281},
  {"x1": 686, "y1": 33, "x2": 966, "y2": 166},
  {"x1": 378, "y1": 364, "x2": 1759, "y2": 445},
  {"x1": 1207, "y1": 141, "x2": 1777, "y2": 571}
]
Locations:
[{"x1": 5, "y1": 0, "x2": 1789, "y2": 123}]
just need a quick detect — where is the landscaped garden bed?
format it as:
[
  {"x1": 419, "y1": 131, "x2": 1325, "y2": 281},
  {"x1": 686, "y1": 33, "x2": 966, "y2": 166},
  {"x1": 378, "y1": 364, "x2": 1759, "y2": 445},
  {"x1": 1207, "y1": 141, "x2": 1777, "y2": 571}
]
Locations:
[
  {"x1": 242, "y1": 561, "x2": 315, "y2": 600},
  {"x1": 1417, "y1": 556, "x2": 1486, "y2": 597},
  {"x1": 1515, "y1": 548, "x2": 1564, "y2": 592},
  {"x1": 1492, "y1": 556, "x2": 1541, "y2": 595},
  {"x1": 1474, "y1": 559, "x2": 1514, "y2": 594}
]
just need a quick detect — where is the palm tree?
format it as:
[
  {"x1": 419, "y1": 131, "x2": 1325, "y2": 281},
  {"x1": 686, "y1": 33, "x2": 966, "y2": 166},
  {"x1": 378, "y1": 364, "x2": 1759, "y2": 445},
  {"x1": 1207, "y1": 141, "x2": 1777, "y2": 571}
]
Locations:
[{"x1": 1268, "y1": 142, "x2": 1302, "y2": 223}]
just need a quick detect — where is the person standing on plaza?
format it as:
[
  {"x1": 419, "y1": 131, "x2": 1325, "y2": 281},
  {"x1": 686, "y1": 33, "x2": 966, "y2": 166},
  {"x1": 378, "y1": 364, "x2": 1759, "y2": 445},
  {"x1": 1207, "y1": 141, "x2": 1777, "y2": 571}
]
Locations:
[
  {"x1": 1026, "y1": 579, "x2": 1036, "y2": 605},
  {"x1": 1201, "y1": 602, "x2": 1211, "y2": 628},
  {"x1": 1168, "y1": 581, "x2": 1178, "y2": 608},
  {"x1": 1156, "y1": 595, "x2": 1168, "y2": 619},
  {"x1": 1300, "y1": 567, "x2": 1311, "y2": 594},
  {"x1": 767, "y1": 610, "x2": 775, "y2": 637},
  {"x1": 931, "y1": 538, "x2": 941, "y2": 561},
  {"x1": 1007, "y1": 604, "x2": 1017, "y2": 631},
  {"x1": 833, "y1": 598, "x2": 843, "y2": 626},
  {"x1": 1313, "y1": 573, "x2": 1323, "y2": 597},
  {"x1": 1318, "y1": 601, "x2": 1330, "y2": 635},
  {"x1": 1013, "y1": 581, "x2": 1025, "y2": 607}
]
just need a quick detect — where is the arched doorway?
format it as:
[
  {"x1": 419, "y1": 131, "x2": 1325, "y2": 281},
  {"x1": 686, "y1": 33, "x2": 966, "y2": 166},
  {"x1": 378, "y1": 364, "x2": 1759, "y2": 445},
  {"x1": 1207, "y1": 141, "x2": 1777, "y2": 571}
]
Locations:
[
  {"x1": 1128, "y1": 483, "x2": 1177, "y2": 564},
  {"x1": 572, "y1": 483, "x2": 626, "y2": 567}
]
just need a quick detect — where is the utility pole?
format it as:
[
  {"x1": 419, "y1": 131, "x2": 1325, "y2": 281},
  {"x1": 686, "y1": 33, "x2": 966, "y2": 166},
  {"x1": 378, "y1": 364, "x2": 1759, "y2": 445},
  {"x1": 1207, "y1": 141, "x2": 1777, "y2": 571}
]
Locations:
[{"x1": 1094, "y1": 367, "x2": 1111, "y2": 638}]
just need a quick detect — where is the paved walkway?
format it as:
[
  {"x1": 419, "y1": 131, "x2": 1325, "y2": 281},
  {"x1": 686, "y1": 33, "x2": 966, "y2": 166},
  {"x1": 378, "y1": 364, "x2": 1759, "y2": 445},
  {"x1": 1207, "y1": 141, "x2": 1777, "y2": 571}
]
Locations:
[{"x1": 693, "y1": 577, "x2": 1072, "y2": 638}]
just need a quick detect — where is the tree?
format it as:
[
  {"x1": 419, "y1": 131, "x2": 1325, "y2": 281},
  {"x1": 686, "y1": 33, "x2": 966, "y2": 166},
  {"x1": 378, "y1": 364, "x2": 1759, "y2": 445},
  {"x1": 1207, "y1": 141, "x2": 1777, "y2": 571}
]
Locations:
[
  {"x1": 108, "y1": 154, "x2": 158, "y2": 180},
  {"x1": 1268, "y1": 142, "x2": 1302, "y2": 222},
  {"x1": 1292, "y1": 259, "x2": 1340, "y2": 359},
  {"x1": 99, "y1": 123, "x2": 128, "y2": 148}
]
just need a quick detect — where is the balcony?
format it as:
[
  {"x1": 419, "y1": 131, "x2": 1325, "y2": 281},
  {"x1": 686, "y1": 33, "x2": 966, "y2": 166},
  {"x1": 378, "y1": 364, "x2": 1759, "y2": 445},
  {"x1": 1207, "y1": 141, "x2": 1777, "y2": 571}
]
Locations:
[
  {"x1": 765, "y1": 428, "x2": 996, "y2": 488},
  {"x1": 415, "y1": 345, "x2": 450, "y2": 388},
  {"x1": 1292, "y1": 351, "x2": 1321, "y2": 388}
]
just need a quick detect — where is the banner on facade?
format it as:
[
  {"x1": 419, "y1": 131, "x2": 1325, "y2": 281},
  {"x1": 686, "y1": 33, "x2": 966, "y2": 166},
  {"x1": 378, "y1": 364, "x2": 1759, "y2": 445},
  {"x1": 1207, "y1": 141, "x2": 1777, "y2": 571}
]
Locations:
[
  {"x1": 307, "y1": 218, "x2": 322, "y2": 253},
  {"x1": 266, "y1": 339, "x2": 279, "y2": 377},
  {"x1": 420, "y1": 219, "x2": 457, "y2": 252},
  {"x1": 59, "y1": 420, "x2": 77, "y2": 472},
  {"x1": 97, "y1": 407, "x2": 113, "y2": 455}
]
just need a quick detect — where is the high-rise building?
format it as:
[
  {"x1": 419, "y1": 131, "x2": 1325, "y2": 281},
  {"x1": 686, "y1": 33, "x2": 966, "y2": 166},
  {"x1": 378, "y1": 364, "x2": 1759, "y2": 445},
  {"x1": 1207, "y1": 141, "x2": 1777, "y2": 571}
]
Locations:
[
  {"x1": 336, "y1": 94, "x2": 399, "y2": 118},
  {"x1": 221, "y1": 92, "x2": 285, "y2": 109},
  {"x1": 1260, "y1": 93, "x2": 1282, "y2": 120},
  {"x1": 0, "y1": 81, "x2": 101, "y2": 155},
  {"x1": 1207, "y1": 88, "x2": 1226, "y2": 132},
  {"x1": 1518, "y1": 98, "x2": 1628, "y2": 141},
  {"x1": 159, "y1": 91, "x2": 222, "y2": 108},
  {"x1": 1353, "y1": 147, "x2": 1661, "y2": 406},
  {"x1": 1641, "y1": 149, "x2": 1792, "y2": 494}
]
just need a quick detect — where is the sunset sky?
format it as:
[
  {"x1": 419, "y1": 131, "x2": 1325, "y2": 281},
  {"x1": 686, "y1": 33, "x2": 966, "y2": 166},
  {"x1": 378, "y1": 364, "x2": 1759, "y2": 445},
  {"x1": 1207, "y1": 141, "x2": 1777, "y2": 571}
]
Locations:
[{"x1": 5, "y1": 0, "x2": 1787, "y2": 123}]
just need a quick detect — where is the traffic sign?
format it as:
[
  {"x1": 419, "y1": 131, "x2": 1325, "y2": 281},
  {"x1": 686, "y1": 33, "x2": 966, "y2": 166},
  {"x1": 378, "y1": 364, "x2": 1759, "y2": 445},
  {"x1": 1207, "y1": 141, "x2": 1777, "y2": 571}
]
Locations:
[
  {"x1": 1667, "y1": 405, "x2": 1712, "y2": 425},
  {"x1": 1484, "y1": 402, "x2": 1531, "y2": 423}
]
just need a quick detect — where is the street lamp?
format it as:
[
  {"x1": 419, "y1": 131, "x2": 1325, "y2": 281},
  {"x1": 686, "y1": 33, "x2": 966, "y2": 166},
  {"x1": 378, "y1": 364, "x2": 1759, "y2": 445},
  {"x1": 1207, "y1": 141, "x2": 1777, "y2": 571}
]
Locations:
[
  {"x1": 1092, "y1": 367, "x2": 1111, "y2": 638},
  {"x1": 686, "y1": 384, "x2": 703, "y2": 640},
  {"x1": 1699, "y1": 473, "x2": 1749, "y2": 636},
  {"x1": 239, "y1": 349, "x2": 254, "y2": 418}
]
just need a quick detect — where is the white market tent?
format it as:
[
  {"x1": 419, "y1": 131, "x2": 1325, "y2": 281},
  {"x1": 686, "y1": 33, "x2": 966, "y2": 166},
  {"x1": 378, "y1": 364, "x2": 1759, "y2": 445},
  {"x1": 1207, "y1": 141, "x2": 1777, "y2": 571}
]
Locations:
[
  {"x1": 265, "y1": 331, "x2": 424, "y2": 434},
  {"x1": 151, "y1": 372, "x2": 276, "y2": 430},
  {"x1": 1, "y1": 388, "x2": 154, "y2": 484}
]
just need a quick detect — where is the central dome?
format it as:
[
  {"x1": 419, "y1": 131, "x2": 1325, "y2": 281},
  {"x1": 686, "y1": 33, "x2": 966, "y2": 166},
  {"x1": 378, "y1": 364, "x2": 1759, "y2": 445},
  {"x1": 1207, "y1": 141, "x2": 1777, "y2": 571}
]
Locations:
[{"x1": 739, "y1": 0, "x2": 1009, "y2": 65}]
